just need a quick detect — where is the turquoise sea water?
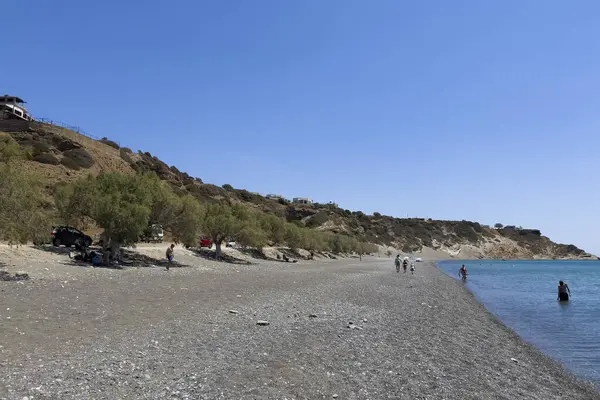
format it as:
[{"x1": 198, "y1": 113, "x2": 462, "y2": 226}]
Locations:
[{"x1": 438, "y1": 260, "x2": 600, "y2": 386}]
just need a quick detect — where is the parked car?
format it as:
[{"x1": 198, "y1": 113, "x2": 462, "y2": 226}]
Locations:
[
  {"x1": 199, "y1": 238, "x2": 213, "y2": 249},
  {"x1": 140, "y1": 224, "x2": 164, "y2": 243},
  {"x1": 51, "y1": 226, "x2": 92, "y2": 249}
]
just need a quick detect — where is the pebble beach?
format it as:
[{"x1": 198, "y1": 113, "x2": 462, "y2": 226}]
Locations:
[{"x1": 1, "y1": 247, "x2": 598, "y2": 399}]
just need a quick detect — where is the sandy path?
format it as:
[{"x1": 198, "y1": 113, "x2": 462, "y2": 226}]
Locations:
[{"x1": 1, "y1": 253, "x2": 598, "y2": 399}]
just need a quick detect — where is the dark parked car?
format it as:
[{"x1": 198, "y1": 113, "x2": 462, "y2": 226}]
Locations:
[{"x1": 51, "y1": 226, "x2": 92, "y2": 249}]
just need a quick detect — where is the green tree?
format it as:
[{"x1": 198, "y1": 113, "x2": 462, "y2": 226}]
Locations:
[
  {"x1": 170, "y1": 195, "x2": 204, "y2": 248},
  {"x1": 356, "y1": 241, "x2": 378, "y2": 260},
  {"x1": 303, "y1": 229, "x2": 330, "y2": 253},
  {"x1": 56, "y1": 172, "x2": 156, "y2": 263},
  {"x1": 259, "y1": 214, "x2": 286, "y2": 244},
  {"x1": 284, "y1": 222, "x2": 303, "y2": 251},
  {"x1": 222, "y1": 184, "x2": 234, "y2": 191},
  {"x1": 232, "y1": 207, "x2": 268, "y2": 250},
  {"x1": 0, "y1": 134, "x2": 51, "y2": 245},
  {"x1": 145, "y1": 174, "x2": 182, "y2": 229},
  {"x1": 202, "y1": 202, "x2": 239, "y2": 259}
]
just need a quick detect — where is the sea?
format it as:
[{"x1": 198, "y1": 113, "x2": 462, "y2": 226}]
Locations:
[{"x1": 438, "y1": 260, "x2": 600, "y2": 387}]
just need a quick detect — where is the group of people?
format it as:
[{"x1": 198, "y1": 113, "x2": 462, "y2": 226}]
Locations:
[
  {"x1": 394, "y1": 255, "x2": 416, "y2": 274},
  {"x1": 169, "y1": 245, "x2": 574, "y2": 303},
  {"x1": 455, "y1": 263, "x2": 572, "y2": 302},
  {"x1": 396, "y1": 260, "x2": 572, "y2": 303}
]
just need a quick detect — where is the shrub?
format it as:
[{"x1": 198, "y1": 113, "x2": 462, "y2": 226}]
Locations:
[
  {"x1": 60, "y1": 156, "x2": 81, "y2": 170},
  {"x1": 0, "y1": 161, "x2": 52, "y2": 245},
  {"x1": 182, "y1": 177, "x2": 195, "y2": 186},
  {"x1": 32, "y1": 152, "x2": 60, "y2": 165},
  {"x1": 31, "y1": 142, "x2": 53, "y2": 155},
  {"x1": 222, "y1": 184, "x2": 234, "y2": 190},
  {"x1": 62, "y1": 148, "x2": 95, "y2": 169},
  {"x1": 121, "y1": 147, "x2": 133, "y2": 154},
  {"x1": 373, "y1": 212, "x2": 382, "y2": 218},
  {"x1": 278, "y1": 197, "x2": 289, "y2": 205},
  {"x1": 56, "y1": 139, "x2": 79, "y2": 152},
  {"x1": 99, "y1": 137, "x2": 120, "y2": 149},
  {"x1": 119, "y1": 148, "x2": 134, "y2": 165},
  {"x1": 305, "y1": 210, "x2": 329, "y2": 228}
]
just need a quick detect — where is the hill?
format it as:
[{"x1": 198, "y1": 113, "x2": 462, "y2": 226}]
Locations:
[{"x1": 0, "y1": 119, "x2": 594, "y2": 260}]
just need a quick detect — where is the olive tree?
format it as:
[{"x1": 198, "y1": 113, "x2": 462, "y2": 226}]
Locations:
[
  {"x1": 55, "y1": 172, "x2": 156, "y2": 263},
  {"x1": 0, "y1": 134, "x2": 51, "y2": 245},
  {"x1": 170, "y1": 195, "x2": 204, "y2": 248},
  {"x1": 233, "y1": 208, "x2": 268, "y2": 250},
  {"x1": 284, "y1": 222, "x2": 303, "y2": 252},
  {"x1": 259, "y1": 214, "x2": 287, "y2": 245},
  {"x1": 202, "y1": 202, "x2": 240, "y2": 259}
]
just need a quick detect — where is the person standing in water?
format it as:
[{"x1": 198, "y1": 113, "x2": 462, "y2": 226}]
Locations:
[
  {"x1": 557, "y1": 280, "x2": 571, "y2": 302},
  {"x1": 165, "y1": 244, "x2": 175, "y2": 271},
  {"x1": 394, "y1": 254, "x2": 401, "y2": 273},
  {"x1": 458, "y1": 264, "x2": 468, "y2": 281}
]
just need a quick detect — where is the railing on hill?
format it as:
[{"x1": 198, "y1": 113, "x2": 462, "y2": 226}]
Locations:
[{"x1": 35, "y1": 117, "x2": 116, "y2": 144}]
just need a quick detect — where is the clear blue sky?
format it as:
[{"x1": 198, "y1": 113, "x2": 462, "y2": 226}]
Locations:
[{"x1": 4, "y1": 1, "x2": 599, "y2": 254}]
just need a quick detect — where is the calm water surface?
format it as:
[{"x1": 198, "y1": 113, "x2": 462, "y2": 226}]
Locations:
[{"x1": 438, "y1": 260, "x2": 600, "y2": 386}]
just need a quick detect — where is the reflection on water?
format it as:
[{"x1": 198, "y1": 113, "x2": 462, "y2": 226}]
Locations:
[{"x1": 438, "y1": 260, "x2": 600, "y2": 386}]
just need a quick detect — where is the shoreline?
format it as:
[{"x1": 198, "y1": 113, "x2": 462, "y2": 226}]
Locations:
[
  {"x1": 1, "y1": 249, "x2": 599, "y2": 398},
  {"x1": 431, "y1": 259, "x2": 600, "y2": 395}
]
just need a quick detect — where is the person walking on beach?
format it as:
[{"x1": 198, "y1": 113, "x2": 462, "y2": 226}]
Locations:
[
  {"x1": 402, "y1": 258, "x2": 408, "y2": 273},
  {"x1": 395, "y1": 254, "x2": 401, "y2": 273},
  {"x1": 410, "y1": 260, "x2": 415, "y2": 275},
  {"x1": 165, "y1": 244, "x2": 175, "y2": 271},
  {"x1": 557, "y1": 280, "x2": 571, "y2": 302},
  {"x1": 458, "y1": 264, "x2": 468, "y2": 281}
]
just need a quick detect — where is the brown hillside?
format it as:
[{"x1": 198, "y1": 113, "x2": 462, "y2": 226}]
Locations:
[{"x1": 0, "y1": 120, "x2": 593, "y2": 260}]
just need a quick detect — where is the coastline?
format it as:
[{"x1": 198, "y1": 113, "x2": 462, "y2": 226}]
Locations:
[
  {"x1": 1, "y1": 248, "x2": 599, "y2": 399},
  {"x1": 431, "y1": 259, "x2": 600, "y2": 397}
]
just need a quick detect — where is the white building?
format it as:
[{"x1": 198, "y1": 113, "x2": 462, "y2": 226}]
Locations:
[
  {"x1": 266, "y1": 194, "x2": 285, "y2": 200},
  {"x1": 293, "y1": 197, "x2": 313, "y2": 205},
  {"x1": 0, "y1": 95, "x2": 33, "y2": 121}
]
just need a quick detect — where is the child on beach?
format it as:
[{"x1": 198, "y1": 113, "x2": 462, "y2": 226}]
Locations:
[
  {"x1": 410, "y1": 261, "x2": 415, "y2": 275},
  {"x1": 395, "y1": 255, "x2": 401, "y2": 273},
  {"x1": 166, "y1": 244, "x2": 175, "y2": 271}
]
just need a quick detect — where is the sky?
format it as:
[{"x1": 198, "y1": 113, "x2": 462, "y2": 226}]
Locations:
[{"x1": 3, "y1": 1, "x2": 599, "y2": 254}]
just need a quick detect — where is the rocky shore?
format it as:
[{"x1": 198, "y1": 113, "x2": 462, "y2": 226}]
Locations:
[{"x1": 1, "y1": 250, "x2": 598, "y2": 399}]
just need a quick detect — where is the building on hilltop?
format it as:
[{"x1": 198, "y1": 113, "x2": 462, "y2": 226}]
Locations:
[
  {"x1": 292, "y1": 197, "x2": 313, "y2": 205},
  {"x1": 266, "y1": 194, "x2": 285, "y2": 200},
  {"x1": 0, "y1": 95, "x2": 33, "y2": 121}
]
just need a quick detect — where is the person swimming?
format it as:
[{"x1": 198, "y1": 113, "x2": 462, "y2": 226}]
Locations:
[{"x1": 557, "y1": 280, "x2": 571, "y2": 302}]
